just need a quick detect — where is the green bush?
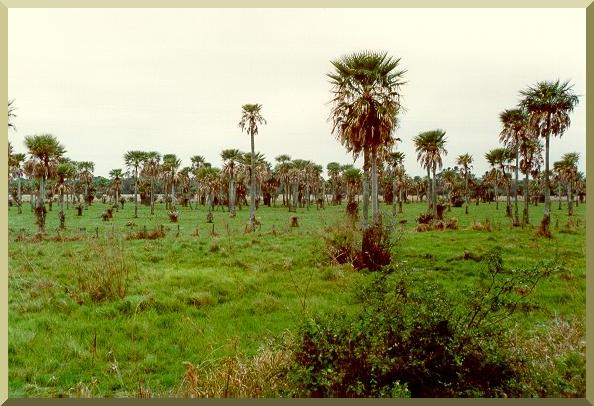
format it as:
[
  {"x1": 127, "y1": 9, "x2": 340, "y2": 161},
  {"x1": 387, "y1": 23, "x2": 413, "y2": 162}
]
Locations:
[{"x1": 289, "y1": 250, "x2": 558, "y2": 397}]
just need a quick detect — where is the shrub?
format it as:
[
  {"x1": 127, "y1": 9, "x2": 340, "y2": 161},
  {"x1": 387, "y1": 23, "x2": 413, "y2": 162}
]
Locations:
[
  {"x1": 446, "y1": 218, "x2": 458, "y2": 230},
  {"x1": 126, "y1": 227, "x2": 166, "y2": 240},
  {"x1": 416, "y1": 212, "x2": 433, "y2": 224},
  {"x1": 169, "y1": 210, "x2": 179, "y2": 223},
  {"x1": 290, "y1": 250, "x2": 558, "y2": 397},
  {"x1": 72, "y1": 241, "x2": 133, "y2": 303}
]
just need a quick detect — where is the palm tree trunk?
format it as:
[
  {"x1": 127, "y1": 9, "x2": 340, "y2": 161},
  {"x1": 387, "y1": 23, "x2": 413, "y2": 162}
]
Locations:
[
  {"x1": 60, "y1": 188, "x2": 65, "y2": 229},
  {"x1": 134, "y1": 168, "x2": 138, "y2": 218},
  {"x1": 494, "y1": 171, "x2": 499, "y2": 210},
  {"x1": 361, "y1": 171, "x2": 369, "y2": 230},
  {"x1": 229, "y1": 178, "x2": 236, "y2": 215},
  {"x1": 38, "y1": 175, "x2": 46, "y2": 233},
  {"x1": 17, "y1": 177, "x2": 22, "y2": 214},
  {"x1": 398, "y1": 179, "x2": 403, "y2": 214},
  {"x1": 426, "y1": 167, "x2": 431, "y2": 213},
  {"x1": 568, "y1": 180, "x2": 573, "y2": 216},
  {"x1": 371, "y1": 147, "x2": 379, "y2": 224},
  {"x1": 464, "y1": 171, "x2": 469, "y2": 215},
  {"x1": 514, "y1": 147, "x2": 519, "y2": 225},
  {"x1": 523, "y1": 172, "x2": 529, "y2": 225},
  {"x1": 557, "y1": 183, "x2": 562, "y2": 210},
  {"x1": 249, "y1": 133, "x2": 256, "y2": 229},
  {"x1": 150, "y1": 177, "x2": 155, "y2": 215},
  {"x1": 392, "y1": 177, "x2": 397, "y2": 215},
  {"x1": 171, "y1": 181, "x2": 177, "y2": 210},
  {"x1": 542, "y1": 133, "x2": 551, "y2": 232},
  {"x1": 432, "y1": 167, "x2": 437, "y2": 218}
]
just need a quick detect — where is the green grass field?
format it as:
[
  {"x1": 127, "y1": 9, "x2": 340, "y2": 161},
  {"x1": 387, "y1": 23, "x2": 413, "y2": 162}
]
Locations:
[{"x1": 7, "y1": 199, "x2": 586, "y2": 397}]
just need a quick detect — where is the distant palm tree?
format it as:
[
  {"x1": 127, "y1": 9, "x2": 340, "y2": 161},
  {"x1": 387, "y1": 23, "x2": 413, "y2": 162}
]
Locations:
[
  {"x1": 144, "y1": 152, "x2": 161, "y2": 214},
  {"x1": 124, "y1": 150, "x2": 147, "y2": 218},
  {"x1": 326, "y1": 162, "x2": 341, "y2": 205},
  {"x1": 56, "y1": 161, "x2": 75, "y2": 228},
  {"x1": 556, "y1": 152, "x2": 579, "y2": 216},
  {"x1": 414, "y1": 129, "x2": 447, "y2": 217},
  {"x1": 485, "y1": 148, "x2": 509, "y2": 210},
  {"x1": 221, "y1": 148, "x2": 242, "y2": 216},
  {"x1": 190, "y1": 155, "x2": 206, "y2": 206},
  {"x1": 456, "y1": 153, "x2": 473, "y2": 214},
  {"x1": 519, "y1": 138, "x2": 543, "y2": 224},
  {"x1": 162, "y1": 154, "x2": 181, "y2": 211},
  {"x1": 239, "y1": 103, "x2": 267, "y2": 230},
  {"x1": 77, "y1": 161, "x2": 94, "y2": 208},
  {"x1": 519, "y1": 79, "x2": 580, "y2": 234},
  {"x1": 328, "y1": 50, "x2": 406, "y2": 229},
  {"x1": 499, "y1": 108, "x2": 530, "y2": 225},
  {"x1": 10, "y1": 152, "x2": 26, "y2": 214},
  {"x1": 275, "y1": 155, "x2": 292, "y2": 207},
  {"x1": 387, "y1": 151, "x2": 405, "y2": 214},
  {"x1": 24, "y1": 134, "x2": 65, "y2": 233},
  {"x1": 109, "y1": 168, "x2": 124, "y2": 209}
]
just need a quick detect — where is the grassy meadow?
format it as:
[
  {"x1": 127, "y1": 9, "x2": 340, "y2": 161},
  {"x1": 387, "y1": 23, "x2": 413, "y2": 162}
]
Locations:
[{"x1": 7, "y1": 198, "x2": 586, "y2": 397}]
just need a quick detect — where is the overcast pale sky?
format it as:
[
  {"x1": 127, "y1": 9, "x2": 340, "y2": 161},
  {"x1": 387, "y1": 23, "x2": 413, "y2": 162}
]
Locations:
[{"x1": 8, "y1": 8, "x2": 586, "y2": 178}]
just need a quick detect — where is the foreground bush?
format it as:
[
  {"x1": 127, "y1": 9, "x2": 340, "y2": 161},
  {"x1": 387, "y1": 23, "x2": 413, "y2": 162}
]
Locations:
[{"x1": 289, "y1": 250, "x2": 564, "y2": 397}]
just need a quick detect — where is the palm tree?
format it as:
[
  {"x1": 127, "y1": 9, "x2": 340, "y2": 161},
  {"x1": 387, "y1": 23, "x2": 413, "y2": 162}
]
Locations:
[
  {"x1": 24, "y1": 134, "x2": 65, "y2": 233},
  {"x1": 456, "y1": 153, "x2": 473, "y2": 214},
  {"x1": 124, "y1": 150, "x2": 147, "y2": 218},
  {"x1": 519, "y1": 138, "x2": 543, "y2": 224},
  {"x1": 485, "y1": 148, "x2": 510, "y2": 210},
  {"x1": 144, "y1": 152, "x2": 161, "y2": 214},
  {"x1": 499, "y1": 108, "x2": 530, "y2": 225},
  {"x1": 238, "y1": 103, "x2": 267, "y2": 230},
  {"x1": 190, "y1": 155, "x2": 206, "y2": 206},
  {"x1": 275, "y1": 155, "x2": 292, "y2": 207},
  {"x1": 387, "y1": 151, "x2": 405, "y2": 214},
  {"x1": 557, "y1": 152, "x2": 579, "y2": 216},
  {"x1": 162, "y1": 154, "x2": 181, "y2": 211},
  {"x1": 10, "y1": 152, "x2": 26, "y2": 214},
  {"x1": 414, "y1": 130, "x2": 447, "y2": 217},
  {"x1": 326, "y1": 162, "x2": 341, "y2": 205},
  {"x1": 221, "y1": 149, "x2": 242, "y2": 216},
  {"x1": 56, "y1": 161, "x2": 75, "y2": 228},
  {"x1": 328, "y1": 50, "x2": 406, "y2": 229},
  {"x1": 519, "y1": 79, "x2": 580, "y2": 234},
  {"x1": 109, "y1": 168, "x2": 124, "y2": 210},
  {"x1": 77, "y1": 161, "x2": 94, "y2": 208}
]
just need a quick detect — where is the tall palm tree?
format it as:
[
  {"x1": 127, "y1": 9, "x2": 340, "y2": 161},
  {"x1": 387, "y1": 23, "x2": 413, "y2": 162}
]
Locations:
[
  {"x1": 10, "y1": 152, "x2": 26, "y2": 214},
  {"x1": 456, "y1": 153, "x2": 473, "y2": 214},
  {"x1": 326, "y1": 162, "x2": 341, "y2": 205},
  {"x1": 557, "y1": 152, "x2": 579, "y2": 216},
  {"x1": 221, "y1": 148, "x2": 242, "y2": 216},
  {"x1": 24, "y1": 134, "x2": 65, "y2": 233},
  {"x1": 56, "y1": 161, "x2": 75, "y2": 228},
  {"x1": 485, "y1": 148, "x2": 510, "y2": 210},
  {"x1": 414, "y1": 129, "x2": 447, "y2": 217},
  {"x1": 499, "y1": 108, "x2": 530, "y2": 225},
  {"x1": 328, "y1": 50, "x2": 406, "y2": 229},
  {"x1": 239, "y1": 103, "x2": 267, "y2": 230},
  {"x1": 387, "y1": 151, "x2": 405, "y2": 214},
  {"x1": 77, "y1": 161, "x2": 94, "y2": 208},
  {"x1": 109, "y1": 168, "x2": 124, "y2": 209},
  {"x1": 162, "y1": 154, "x2": 181, "y2": 211},
  {"x1": 275, "y1": 155, "x2": 292, "y2": 207},
  {"x1": 519, "y1": 138, "x2": 543, "y2": 224},
  {"x1": 144, "y1": 152, "x2": 161, "y2": 215},
  {"x1": 519, "y1": 79, "x2": 580, "y2": 234},
  {"x1": 124, "y1": 150, "x2": 147, "y2": 218},
  {"x1": 190, "y1": 155, "x2": 206, "y2": 206}
]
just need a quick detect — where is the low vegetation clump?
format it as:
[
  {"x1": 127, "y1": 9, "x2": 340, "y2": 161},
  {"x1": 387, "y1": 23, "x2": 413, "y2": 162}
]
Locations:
[
  {"x1": 321, "y1": 219, "x2": 393, "y2": 271},
  {"x1": 288, "y1": 249, "x2": 563, "y2": 397},
  {"x1": 72, "y1": 240, "x2": 133, "y2": 303},
  {"x1": 126, "y1": 226, "x2": 166, "y2": 240}
]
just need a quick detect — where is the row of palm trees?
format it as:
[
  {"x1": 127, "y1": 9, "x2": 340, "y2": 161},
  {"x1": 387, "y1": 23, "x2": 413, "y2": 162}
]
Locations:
[{"x1": 7, "y1": 55, "x2": 581, "y2": 237}]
